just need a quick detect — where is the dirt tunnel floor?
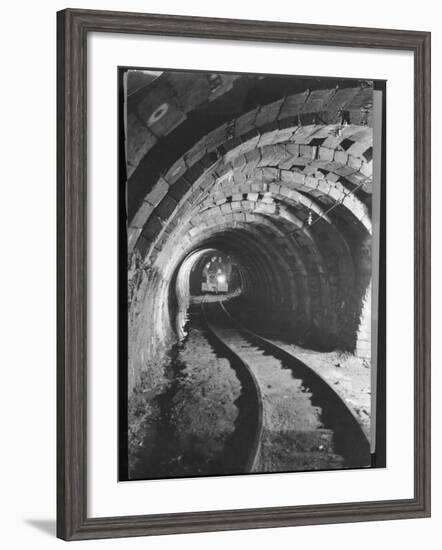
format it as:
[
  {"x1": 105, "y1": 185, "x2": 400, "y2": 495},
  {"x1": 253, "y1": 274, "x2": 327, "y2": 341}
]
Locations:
[
  {"x1": 128, "y1": 296, "x2": 371, "y2": 479},
  {"x1": 268, "y1": 341, "x2": 371, "y2": 439}
]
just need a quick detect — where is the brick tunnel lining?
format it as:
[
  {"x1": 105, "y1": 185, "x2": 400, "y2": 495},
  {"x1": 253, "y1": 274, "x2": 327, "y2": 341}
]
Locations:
[
  {"x1": 168, "y1": 214, "x2": 370, "y2": 346},
  {"x1": 173, "y1": 231, "x2": 299, "y2": 322},
  {"x1": 126, "y1": 73, "x2": 374, "y2": 393},
  {"x1": 128, "y1": 208, "x2": 371, "y2": 394}
]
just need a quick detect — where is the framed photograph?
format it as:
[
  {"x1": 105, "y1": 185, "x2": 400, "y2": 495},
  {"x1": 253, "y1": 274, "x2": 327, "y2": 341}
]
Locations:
[{"x1": 57, "y1": 8, "x2": 431, "y2": 541}]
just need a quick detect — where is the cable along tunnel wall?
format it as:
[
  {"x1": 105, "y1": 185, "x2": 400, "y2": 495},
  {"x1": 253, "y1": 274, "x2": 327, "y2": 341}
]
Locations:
[{"x1": 126, "y1": 74, "x2": 374, "y2": 395}]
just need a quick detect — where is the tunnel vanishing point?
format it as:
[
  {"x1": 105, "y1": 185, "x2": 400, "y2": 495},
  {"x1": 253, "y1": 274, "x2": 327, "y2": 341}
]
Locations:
[{"x1": 125, "y1": 71, "x2": 374, "y2": 395}]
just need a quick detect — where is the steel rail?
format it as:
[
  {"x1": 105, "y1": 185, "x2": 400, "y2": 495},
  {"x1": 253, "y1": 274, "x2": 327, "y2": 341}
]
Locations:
[
  {"x1": 219, "y1": 300, "x2": 372, "y2": 466},
  {"x1": 201, "y1": 296, "x2": 264, "y2": 472}
]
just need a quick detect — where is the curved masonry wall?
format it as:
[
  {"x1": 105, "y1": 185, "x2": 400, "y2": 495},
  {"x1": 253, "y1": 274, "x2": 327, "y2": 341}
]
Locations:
[{"x1": 125, "y1": 74, "x2": 374, "y2": 393}]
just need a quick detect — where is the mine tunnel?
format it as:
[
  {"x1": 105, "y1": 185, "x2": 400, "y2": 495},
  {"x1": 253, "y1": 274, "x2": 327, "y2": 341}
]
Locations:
[{"x1": 125, "y1": 69, "x2": 375, "y2": 479}]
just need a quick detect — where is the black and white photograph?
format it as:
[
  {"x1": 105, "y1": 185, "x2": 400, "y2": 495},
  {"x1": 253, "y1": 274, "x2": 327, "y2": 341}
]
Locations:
[{"x1": 120, "y1": 68, "x2": 386, "y2": 481}]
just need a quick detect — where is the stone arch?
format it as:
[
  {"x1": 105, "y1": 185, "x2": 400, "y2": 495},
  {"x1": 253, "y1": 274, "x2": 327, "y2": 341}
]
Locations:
[{"x1": 126, "y1": 74, "x2": 374, "y2": 391}]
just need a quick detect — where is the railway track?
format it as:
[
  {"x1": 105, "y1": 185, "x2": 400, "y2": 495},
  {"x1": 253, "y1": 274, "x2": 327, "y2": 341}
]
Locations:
[{"x1": 202, "y1": 298, "x2": 371, "y2": 474}]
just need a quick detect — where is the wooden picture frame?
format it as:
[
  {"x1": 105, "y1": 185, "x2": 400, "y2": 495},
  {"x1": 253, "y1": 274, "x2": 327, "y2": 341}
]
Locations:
[{"x1": 57, "y1": 8, "x2": 431, "y2": 541}]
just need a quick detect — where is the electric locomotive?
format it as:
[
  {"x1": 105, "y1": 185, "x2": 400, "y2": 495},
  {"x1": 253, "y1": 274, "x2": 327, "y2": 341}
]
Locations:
[{"x1": 201, "y1": 256, "x2": 229, "y2": 294}]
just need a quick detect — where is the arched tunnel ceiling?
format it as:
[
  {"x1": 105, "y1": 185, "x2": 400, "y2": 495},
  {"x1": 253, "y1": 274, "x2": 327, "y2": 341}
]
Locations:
[{"x1": 126, "y1": 71, "x2": 374, "y2": 355}]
